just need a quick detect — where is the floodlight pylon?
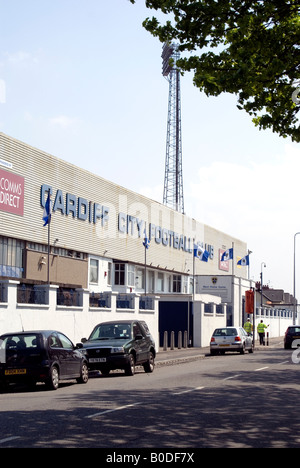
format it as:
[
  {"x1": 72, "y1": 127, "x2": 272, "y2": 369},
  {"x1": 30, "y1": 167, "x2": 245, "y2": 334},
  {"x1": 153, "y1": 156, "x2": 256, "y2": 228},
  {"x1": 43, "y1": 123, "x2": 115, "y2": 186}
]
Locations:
[{"x1": 162, "y1": 42, "x2": 184, "y2": 214}]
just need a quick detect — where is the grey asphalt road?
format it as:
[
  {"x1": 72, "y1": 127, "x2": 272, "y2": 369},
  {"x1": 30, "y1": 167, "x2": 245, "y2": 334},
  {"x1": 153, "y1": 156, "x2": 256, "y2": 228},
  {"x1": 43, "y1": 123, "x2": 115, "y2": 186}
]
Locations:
[{"x1": 0, "y1": 341, "x2": 299, "y2": 449}]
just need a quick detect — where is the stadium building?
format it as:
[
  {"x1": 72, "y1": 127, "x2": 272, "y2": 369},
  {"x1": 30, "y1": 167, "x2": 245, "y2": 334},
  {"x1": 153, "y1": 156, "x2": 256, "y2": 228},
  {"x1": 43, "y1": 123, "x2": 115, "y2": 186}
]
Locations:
[{"x1": 0, "y1": 133, "x2": 291, "y2": 346}]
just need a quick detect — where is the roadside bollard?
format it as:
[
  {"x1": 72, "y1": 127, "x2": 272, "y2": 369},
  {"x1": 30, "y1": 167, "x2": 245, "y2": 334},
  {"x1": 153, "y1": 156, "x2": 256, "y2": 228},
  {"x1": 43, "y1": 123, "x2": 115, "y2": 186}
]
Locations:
[
  {"x1": 163, "y1": 331, "x2": 168, "y2": 351},
  {"x1": 183, "y1": 330, "x2": 188, "y2": 348},
  {"x1": 267, "y1": 332, "x2": 269, "y2": 346},
  {"x1": 170, "y1": 331, "x2": 175, "y2": 350},
  {"x1": 178, "y1": 331, "x2": 182, "y2": 349}
]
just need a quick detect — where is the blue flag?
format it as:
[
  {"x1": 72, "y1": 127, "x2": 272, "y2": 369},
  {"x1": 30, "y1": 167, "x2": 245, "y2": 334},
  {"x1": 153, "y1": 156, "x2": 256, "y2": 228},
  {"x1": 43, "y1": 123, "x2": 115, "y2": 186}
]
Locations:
[
  {"x1": 194, "y1": 245, "x2": 209, "y2": 262},
  {"x1": 143, "y1": 236, "x2": 150, "y2": 249},
  {"x1": 43, "y1": 192, "x2": 52, "y2": 227},
  {"x1": 237, "y1": 254, "x2": 250, "y2": 266},
  {"x1": 221, "y1": 248, "x2": 233, "y2": 262}
]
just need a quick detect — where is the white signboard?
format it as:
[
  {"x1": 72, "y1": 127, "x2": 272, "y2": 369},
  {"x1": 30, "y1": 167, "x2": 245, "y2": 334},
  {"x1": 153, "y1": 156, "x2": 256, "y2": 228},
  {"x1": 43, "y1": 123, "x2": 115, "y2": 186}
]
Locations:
[{"x1": 197, "y1": 276, "x2": 231, "y2": 302}]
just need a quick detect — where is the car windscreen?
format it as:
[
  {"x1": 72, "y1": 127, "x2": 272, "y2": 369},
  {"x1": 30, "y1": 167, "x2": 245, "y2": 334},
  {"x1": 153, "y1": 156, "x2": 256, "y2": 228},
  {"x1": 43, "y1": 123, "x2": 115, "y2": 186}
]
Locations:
[
  {"x1": 0, "y1": 333, "x2": 42, "y2": 364},
  {"x1": 89, "y1": 323, "x2": 132, "y2": 341},
  {"x1": 213, "y1": 328, "x2": 238, "y2": 337},
  {"x1": 288, "y1": 327, "x2": 300, "y2": 334}
]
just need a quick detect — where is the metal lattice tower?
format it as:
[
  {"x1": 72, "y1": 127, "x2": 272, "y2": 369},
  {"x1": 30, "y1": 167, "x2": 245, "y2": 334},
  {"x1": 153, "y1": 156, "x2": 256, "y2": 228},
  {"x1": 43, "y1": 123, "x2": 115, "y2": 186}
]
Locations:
[{"x1": 162, "y1": 42, "x2": 184, "y2": 214}]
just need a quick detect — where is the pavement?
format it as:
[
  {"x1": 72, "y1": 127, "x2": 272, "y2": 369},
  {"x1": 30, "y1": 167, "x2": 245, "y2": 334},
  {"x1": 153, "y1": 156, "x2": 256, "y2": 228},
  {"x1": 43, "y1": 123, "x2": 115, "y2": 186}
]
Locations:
[{"x1": 155, "y1": 336, "x2": 285, "y2": 367}]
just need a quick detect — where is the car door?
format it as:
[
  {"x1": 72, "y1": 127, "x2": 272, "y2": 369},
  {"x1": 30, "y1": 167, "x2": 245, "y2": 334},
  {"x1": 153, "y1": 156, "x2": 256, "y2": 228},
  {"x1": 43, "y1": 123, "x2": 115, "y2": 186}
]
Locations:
[
  {"x1": 57, "y1": 332, "x2": 81, "y2": 377},
  {"x1": 48, "y1": 333, "x2": 67, "y2": 376},
  {"x1": 241, "y1": 328, "x2": 251, "y2": 349},
  {"x1": 133, "y1": 322, "x2": 148, "y2": 363}
]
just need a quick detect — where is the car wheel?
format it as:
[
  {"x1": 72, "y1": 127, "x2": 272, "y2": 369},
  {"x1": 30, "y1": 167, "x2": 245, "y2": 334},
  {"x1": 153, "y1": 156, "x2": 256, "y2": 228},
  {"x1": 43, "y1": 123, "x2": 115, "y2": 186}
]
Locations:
[
  {"x1": 47, "y1": 366, "x2": 59, "y2": 390},
  {"x1": 143, "y1": 352, "x2": 155, "y2": 373},
  {"x1": 125, "y1": 354, "x2": 135, "y2": 376},
  {"x1": 249, "y1": 344, "x2": 254, "y2": 354},
  {"x1": 77, "y1": 362, "x2": 89, "y2": 384},
  {"x1": 240, "y1": 344, "x2": 246, "y2": 355}
]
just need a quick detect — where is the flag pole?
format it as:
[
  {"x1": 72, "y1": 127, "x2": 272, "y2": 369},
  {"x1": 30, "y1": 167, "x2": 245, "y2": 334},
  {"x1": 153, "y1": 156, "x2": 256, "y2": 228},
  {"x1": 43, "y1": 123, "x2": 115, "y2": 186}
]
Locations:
[
  {"x1": 193, "y1": 239, "x2": 195, "y2": 302},
  {"x1": 143, "y1": 223, "x2": 150, "y2": 296},
  {"x1": 47, "y1": 209, "x2": 50, "y2": 285},
  {"x1": 144, "y1": 223, "x2": 147, "y2": 296},
  {"x1": 190, "y1": 239, "x2": 196, "y2": 349},
  {"x1": 43, "y1": 189, "x2": 51, "y2": 286}
]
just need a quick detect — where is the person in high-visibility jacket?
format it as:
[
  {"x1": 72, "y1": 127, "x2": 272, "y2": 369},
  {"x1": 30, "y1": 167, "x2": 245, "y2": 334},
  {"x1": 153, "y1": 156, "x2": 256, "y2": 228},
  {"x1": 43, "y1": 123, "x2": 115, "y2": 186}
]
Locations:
[
  {"x1": 257, "y1": 320, "x2": 269, "y2": 345},
  {"x1": 243, "y1": 318, "x2": 253, "y2": 335}
]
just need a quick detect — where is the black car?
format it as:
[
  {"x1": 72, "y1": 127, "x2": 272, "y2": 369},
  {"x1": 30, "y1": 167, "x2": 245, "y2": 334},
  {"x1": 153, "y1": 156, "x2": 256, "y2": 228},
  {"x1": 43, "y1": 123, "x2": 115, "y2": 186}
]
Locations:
[
  {"x1": 0, "y1": 330, "x2": 89, "y2": 391},
  {"x1": 284, "y1": 326, "x2": 300, "y2": 349},
  {"x1": 79, "y1": 320, "x2": 156, "y2": 376}
]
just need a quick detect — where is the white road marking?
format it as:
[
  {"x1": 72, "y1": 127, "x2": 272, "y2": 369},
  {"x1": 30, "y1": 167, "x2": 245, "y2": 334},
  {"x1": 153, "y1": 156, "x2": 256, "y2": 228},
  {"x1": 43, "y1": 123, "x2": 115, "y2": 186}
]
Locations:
[
  {"x1": 223, "y1": 374, "x2": 241, "y2": 381},
  {"x1": 255, "y1": 367, "x2": 269, "y2": 372},
  {"x1": 173, "y1": 386, "x2": 205, "y2": 395},
  {"x1": 0, "y1": 436, "x2": 20, "y2": 444},
  {"x1": 86, "y1": 402, "x2": 142, "y2": 419}
]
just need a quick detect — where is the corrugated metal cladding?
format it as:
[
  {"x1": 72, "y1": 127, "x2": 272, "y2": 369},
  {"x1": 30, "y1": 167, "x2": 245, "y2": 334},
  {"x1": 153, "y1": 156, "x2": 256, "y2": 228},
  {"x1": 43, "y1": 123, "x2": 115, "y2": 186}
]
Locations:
[{"x1": 0, "y1": 132, "x2": 248, "y2": 277}]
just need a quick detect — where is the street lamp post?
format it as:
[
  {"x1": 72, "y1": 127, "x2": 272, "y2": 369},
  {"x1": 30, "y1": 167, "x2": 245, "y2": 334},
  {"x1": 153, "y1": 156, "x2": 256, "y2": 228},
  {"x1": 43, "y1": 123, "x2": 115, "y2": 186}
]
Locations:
[
  {"x1": 259, "y1": 262, "x2": 266, "y2": 348},
  {"x1": 261, "y1": 262, "x2": 266, "y2": 310},
  {"x1": 293, "y1": 233, "x2": 300, "y2": 325}
]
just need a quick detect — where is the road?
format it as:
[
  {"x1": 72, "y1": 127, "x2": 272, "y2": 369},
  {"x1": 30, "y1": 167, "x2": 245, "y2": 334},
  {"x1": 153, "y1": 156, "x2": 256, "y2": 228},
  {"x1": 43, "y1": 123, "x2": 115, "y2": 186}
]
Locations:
[{"x1": 0, "y1": 342, "x2": 299, "y2": 449}]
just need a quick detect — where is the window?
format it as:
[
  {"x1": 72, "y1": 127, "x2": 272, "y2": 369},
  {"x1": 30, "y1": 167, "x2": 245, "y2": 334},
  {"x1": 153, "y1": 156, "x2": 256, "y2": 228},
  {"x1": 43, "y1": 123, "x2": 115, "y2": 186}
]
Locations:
[
  {"x1": 182, "y1": 276, "x2": 188, "y2": 294},
  {"x1": 213, "y1": 328, "x2": 238, "y2": 337},
  {"x1": 1, "y1": 334, "x2": 41, "y2": 351},
  {"x1": 28, "y1": 241, "x2": 86, "y2": 260},
  {"x1": 157, "y1": 272, "x2": 164, "y2": 292},
  {"x1": 167, "y1": 274, "x2": 172, "y2": 292},
  {"x1": 90, "y1": 323, "x2": 132, "y2": 340},
  {"x1": 148, "y1": 271, "x2": 155, "y2": 293},
  {"x1": 288, "y1": 327, "x2": 300, "y2": 334},
  {"x1": 0, "y1": 236, "x2": 24, "y2": 278},
  {"x1": 128, "y1": 265, "x2": 135, "y2": 287},
  {"x1": 133, "y1": 322, "x2": 143, "y2": 338},
  {"x1": 57, "y1": 333, "x2": 73, "y2": 349},
  {"x1": 49, "y1": 334, "x2": 61, "y2": 348},
  {"x1": 173, "y1": 275, "x2": 181, "y2": 293},
  {"x1": 89, "y1": 259, "x2": 99, "y2": 284},
  {"x1": 107, "y1": 263, "x2": 112, "y2": 285},
  {"x1": 115, "y1": 263, "x2": 125, "y2": 286},
  {"x1": 135, "y1": 268, "x2": 144, "y2": 289},
  {"x1": 189, "y1": 277, "x2": 194, "y2": 294},
  {"x1": 28, "y1": 242, "x2": 48, "y2": 253}
]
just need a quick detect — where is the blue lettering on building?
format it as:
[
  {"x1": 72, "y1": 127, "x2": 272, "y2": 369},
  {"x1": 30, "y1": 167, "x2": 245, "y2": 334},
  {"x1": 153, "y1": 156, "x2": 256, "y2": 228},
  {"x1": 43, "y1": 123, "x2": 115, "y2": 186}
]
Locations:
[
  {"x1": 41, "y1": 185, "x2": 214, "y2": 258},
  {"x1": 41, "y1": 184, "x2": 110, "y2": 226}
]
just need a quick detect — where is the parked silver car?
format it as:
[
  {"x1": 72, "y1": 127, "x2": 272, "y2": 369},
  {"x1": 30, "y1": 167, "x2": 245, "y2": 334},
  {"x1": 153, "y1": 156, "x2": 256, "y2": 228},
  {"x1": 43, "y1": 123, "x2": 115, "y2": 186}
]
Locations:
[{"x1": 210, "y1": 326, "x2": 254, "y2": 355}]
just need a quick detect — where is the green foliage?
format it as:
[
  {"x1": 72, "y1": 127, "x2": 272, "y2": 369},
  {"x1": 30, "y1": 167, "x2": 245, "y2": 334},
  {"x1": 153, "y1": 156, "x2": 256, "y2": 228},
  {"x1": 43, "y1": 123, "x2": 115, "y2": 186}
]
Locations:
[{"x1": 131, "y1": 0, "x2": 300, "y2": 141}]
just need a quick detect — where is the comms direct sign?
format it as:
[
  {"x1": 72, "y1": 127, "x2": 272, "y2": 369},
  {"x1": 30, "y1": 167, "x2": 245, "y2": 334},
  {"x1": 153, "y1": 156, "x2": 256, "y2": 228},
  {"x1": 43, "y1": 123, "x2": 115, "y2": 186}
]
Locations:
[{"x1": 0, "y1": 168, "x2": 24, "y2": 216}]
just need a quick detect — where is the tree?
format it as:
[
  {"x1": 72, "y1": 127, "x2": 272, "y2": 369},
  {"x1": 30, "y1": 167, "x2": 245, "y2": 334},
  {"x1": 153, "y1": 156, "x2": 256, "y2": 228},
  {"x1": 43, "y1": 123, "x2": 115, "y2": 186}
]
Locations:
[{"x1": 130, "y1": 0, "x2": 300, "y2": 142}]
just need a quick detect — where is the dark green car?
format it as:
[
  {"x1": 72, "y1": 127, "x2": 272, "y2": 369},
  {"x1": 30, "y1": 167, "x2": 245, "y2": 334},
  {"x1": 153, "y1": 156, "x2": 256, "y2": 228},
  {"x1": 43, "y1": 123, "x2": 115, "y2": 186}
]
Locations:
[{"x1": 79, "y1": 320, "x2": 156, "y2": 376}]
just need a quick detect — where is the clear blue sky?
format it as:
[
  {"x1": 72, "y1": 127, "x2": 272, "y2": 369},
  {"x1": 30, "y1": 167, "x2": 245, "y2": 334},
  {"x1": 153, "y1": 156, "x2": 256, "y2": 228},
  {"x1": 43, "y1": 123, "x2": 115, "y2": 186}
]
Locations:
[{"x1": 1, "y1": 0, "x2": 300, "y2": 297}]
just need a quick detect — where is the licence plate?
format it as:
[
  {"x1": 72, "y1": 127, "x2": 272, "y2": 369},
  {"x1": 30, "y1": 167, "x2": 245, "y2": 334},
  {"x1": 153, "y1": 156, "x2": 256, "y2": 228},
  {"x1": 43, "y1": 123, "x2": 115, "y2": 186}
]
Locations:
[
  {"x1": 219, "y1": 344, "x2": 230, "y2": 347},
  {"x1": 5, "y1": 369, "x2": 26, "y2": 376},
  {"x1": 89, "y1": 358, "x2": 106, "y2": 363}
]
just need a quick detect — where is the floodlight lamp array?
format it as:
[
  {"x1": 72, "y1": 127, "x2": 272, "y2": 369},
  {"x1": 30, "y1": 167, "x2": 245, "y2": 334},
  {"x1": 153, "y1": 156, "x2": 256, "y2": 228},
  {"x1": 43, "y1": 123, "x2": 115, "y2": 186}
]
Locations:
[{"x1": 162, "y1": 42, "x2": 178, "y2": 77}]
